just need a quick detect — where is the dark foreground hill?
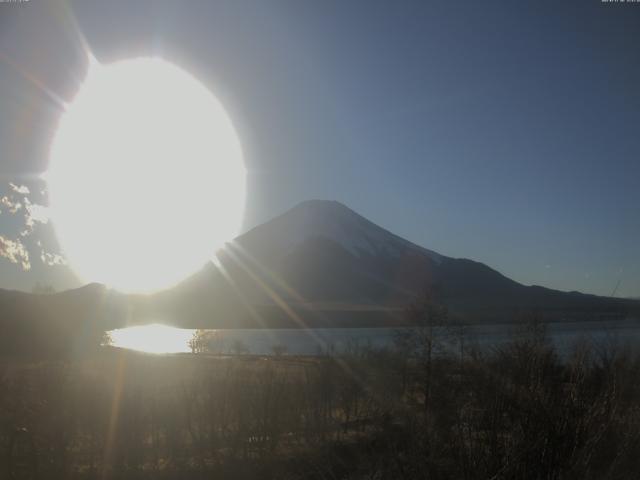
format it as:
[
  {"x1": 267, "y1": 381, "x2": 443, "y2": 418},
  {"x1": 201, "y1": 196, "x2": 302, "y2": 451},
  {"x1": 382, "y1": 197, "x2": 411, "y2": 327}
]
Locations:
[{"x1": 0, "y1": 200, "x2": 638, "y2": 356}]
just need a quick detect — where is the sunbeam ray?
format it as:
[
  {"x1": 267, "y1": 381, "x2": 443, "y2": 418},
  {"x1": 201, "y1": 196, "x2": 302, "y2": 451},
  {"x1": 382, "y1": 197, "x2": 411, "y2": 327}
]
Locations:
[
  {"x1": 223, "y1": 243, "x2": 332, "y2": 354},
  {"x1": 212, "y1": 249, "x2": 265, "y2": 328},
  {"x1": 0, "y1": 51, "x2": 68, "y2": 111}
]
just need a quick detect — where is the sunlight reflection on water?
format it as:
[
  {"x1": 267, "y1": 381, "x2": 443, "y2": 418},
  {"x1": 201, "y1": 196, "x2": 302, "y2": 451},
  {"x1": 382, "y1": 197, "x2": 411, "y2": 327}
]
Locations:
[{"x1": 108, "y1": 324, "x2": 194, "y2": 354}]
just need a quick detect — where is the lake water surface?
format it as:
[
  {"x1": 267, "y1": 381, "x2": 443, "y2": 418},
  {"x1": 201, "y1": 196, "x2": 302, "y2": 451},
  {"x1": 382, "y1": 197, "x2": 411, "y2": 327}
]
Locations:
[{"x1": 109, "y1": 318, "x2": 640, "y2": 356}]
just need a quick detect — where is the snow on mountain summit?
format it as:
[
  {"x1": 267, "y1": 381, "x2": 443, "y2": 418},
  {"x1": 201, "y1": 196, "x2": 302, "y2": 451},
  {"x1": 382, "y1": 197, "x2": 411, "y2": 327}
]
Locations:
[{"x1": 239, "y1": 200, "x2": 443, "y2": 264}]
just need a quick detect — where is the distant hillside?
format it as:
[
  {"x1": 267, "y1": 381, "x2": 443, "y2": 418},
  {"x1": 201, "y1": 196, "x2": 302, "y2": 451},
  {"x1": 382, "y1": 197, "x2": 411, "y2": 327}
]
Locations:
[{"x1": 0, "y1": 284, "x2": 124, "y2": 358}]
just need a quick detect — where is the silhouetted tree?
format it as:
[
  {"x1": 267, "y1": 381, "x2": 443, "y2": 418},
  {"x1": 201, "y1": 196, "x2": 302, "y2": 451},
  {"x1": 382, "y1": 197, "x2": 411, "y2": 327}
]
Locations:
[
  {"x1": 231, "y1": 339, "x2": 249, "y2": 355},
  {"x1": 405, "y1": 288, "x2": 449, "y2": 414},
  {"x1": 270, "y1": 344, "x2": 287, "y2": 356},
  {"x1": 188, "y1": 330, "x2": 211, "y2": 354}
]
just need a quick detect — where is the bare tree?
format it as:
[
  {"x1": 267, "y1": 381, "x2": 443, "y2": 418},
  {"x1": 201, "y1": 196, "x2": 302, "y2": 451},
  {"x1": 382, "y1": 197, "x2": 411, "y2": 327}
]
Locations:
[
  {"x1": 270, "y1": 344, "x2": 288, "y2": 356},
  {"x1": 188, "y1": 330, "x2": 212, "y2": 354},
  {"x1": 405, "y1": 288, "x2": 449, "y2": 415}
]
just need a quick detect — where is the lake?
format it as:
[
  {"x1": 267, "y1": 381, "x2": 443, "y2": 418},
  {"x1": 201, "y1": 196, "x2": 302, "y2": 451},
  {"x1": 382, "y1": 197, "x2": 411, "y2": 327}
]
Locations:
[{"x1": 109, "y1": 318, "x2": 640, "y2": 356}]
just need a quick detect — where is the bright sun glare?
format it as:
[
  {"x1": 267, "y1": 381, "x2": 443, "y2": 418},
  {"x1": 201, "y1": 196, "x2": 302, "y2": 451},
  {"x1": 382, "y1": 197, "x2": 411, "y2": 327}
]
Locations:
[
  {"x1": 47, "y1": 58, "x2": 246, "y2": 293},
  {"x1": 109, "y1": 324, "x2": 194, "y2": 354}
]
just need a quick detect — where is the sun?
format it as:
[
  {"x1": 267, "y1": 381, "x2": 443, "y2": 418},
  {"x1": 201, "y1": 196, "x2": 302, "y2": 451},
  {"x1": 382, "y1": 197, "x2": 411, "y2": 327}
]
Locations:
[{"x1": 47, "y1": 58, "x2": 246, "y2": 293}]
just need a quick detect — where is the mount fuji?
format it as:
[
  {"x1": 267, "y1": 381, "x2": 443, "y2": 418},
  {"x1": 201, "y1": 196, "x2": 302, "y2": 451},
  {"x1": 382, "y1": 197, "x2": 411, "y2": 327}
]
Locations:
[{"x1": 143, "y1": 200, "x2": 638, "y2": 328}]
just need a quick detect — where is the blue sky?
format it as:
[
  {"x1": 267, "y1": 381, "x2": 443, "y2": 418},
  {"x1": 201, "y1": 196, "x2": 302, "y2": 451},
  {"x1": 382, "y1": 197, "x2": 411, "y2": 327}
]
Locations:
[{"x1": 0, "y1": 0, "x2": 638, "y2": 297}]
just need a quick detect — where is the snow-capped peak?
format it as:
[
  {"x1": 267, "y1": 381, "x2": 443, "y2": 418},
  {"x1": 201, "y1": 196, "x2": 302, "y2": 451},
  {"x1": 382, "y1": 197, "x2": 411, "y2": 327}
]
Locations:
[{"x1": 241, "y1": 200, "x2": 443, "y2": 264}]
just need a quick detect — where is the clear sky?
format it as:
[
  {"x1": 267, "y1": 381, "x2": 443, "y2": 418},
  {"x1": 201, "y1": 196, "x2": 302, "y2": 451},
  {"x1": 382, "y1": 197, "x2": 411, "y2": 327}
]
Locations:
[{"x1": 0, "y1": 0, "x2": 638, "y2": 297}]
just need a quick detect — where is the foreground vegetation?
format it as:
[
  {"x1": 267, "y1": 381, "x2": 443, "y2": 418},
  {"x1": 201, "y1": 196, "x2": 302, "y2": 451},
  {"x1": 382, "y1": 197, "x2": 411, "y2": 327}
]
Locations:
[{"x1": 2, "y1": 311, "x2": 640, "y2": 479}]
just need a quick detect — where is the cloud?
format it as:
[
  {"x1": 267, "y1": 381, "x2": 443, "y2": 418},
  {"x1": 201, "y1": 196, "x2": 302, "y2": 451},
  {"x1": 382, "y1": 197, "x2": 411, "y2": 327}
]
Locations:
[
  {"x1": 0, "y1": 184, "x2": 49, "y2": 231},
  {"x1": 0, "y1": 236, "x2": 30, "y2": 271},
  {"x1": 0, "y1": 195, "x2": 22, "y2": 214},
  {"x1": 40, "y1": 250, "x2": 66, "y2": 267},
  {"x1": 23, "y1": 197, "x2": 49, "y2": 231},
  {"x1": 0, "y1": 182, "x2": 64, "y2": 270},
  {"x1": 9, "y1": 183, "x2": 30, "y2": 195},
  {"x1": 2, "y1": 195, "x2": 51, "y2": 237}
]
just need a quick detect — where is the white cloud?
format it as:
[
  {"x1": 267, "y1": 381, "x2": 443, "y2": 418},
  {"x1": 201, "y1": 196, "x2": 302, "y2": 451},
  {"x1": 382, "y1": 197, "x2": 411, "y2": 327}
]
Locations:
[
  {"x1": 9, "y1": 183, "x2": 30, "y2": 195},
  {"x1": 0, "y1": 196, "x2": 22, "y2": 214},
  {"x1": 23, "y1": 197, "x2": 49, "y2": 230},
  {"x1": 0, "y1": 236, "x2": 30, "y2": 271},
  {"x1": 40, "y1": 250, "x2": 66, "y2": 267},
  {"x1": 0, "y1": 182, "x2": 63, "y2": 271}
]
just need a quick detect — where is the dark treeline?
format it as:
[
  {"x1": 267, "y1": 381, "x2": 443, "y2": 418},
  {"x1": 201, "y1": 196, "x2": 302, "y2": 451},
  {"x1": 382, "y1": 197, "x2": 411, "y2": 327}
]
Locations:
[{"x1": 2, "y1": 301, "x2": 640, "y2": 479}]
